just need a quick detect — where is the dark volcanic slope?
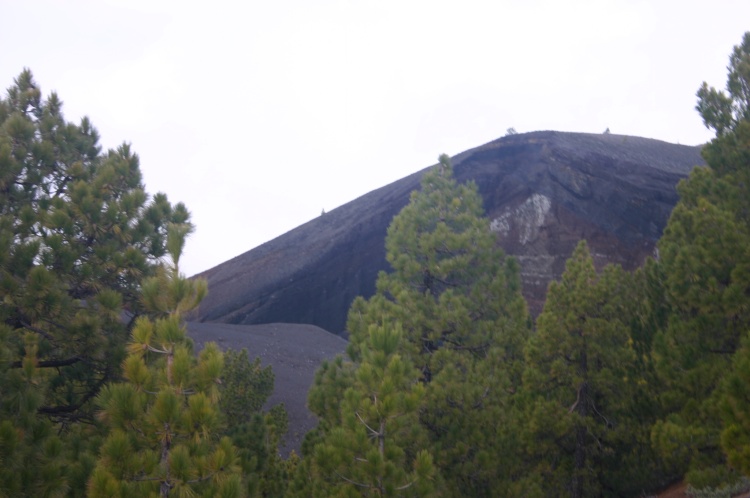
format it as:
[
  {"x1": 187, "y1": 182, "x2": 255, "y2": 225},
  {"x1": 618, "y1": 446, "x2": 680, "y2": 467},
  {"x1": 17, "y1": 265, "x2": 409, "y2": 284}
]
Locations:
[
  {"x1": 187, "y1": 322, "x2": 347, "y2": 455},
  {"x1": 195, "y1": 131, "x2": 705, "y2": 334}
]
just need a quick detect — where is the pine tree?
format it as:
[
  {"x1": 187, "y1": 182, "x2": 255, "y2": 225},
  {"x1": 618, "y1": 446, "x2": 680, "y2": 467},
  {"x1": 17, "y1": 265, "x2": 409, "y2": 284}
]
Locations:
[
  {"x1": 650, "y1": 32, "x2": 750, "y2": 488},
  {"x1": 0, "y1": 329, "x2": 69, "y2": 497},
  {"x1": 0, "y1": 70, "x2": 194, "y2": 495},
  {"x1": 302, "y1": 352, "x2": 358, "y2": 466},
  {"x1": 88, "y1": 225, "x2": 243, "y2": 498},
  {"x1": 0, "y1": 70, "x2": 189, "y2": 420},
  {"x1": 720, "y1": 332, "x2": 750, "y2": 477},
  {"x1": 298, "y1": 324, "x2": 437, "y2": 498},
  {"x1": 521, "y1": 241, "x2": 640, "y2": 497},
  {"x1": 347, "y1": 155, "x2": 528, "y2": 381},
  {"x1": 220, "y1": 348, "x2": 292, "y2": 498},
  {"x1": 341, "y1": 154, "x2": 530, "y2": 496},
  {"x1": 221, "y1": 349, "x2": 275, "y2": 422}
]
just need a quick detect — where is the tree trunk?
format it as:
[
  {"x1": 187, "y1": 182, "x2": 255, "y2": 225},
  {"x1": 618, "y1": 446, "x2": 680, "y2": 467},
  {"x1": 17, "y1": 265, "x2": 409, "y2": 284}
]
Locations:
[
  {"x1": 573, "y1": 385, "x2": 588, "y2": 498},
  {"x1": 160, "y1": 422, "x2": 171, "y2": 497},
  {"x1": 379, "y1": 420, "x2": 385, "y2": 458},
  {"x1": 572, "y1": 346, "x2": 589, "y2": 498}
]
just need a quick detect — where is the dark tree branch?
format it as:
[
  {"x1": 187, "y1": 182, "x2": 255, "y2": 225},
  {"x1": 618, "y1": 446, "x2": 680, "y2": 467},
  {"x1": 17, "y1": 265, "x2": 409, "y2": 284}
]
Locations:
[
  {"x1": 20, "y1": 320, "x2": 54, "y2": 341},
  {"x1": 10, "y1": 356, "x2": 82, "y2": 369}
]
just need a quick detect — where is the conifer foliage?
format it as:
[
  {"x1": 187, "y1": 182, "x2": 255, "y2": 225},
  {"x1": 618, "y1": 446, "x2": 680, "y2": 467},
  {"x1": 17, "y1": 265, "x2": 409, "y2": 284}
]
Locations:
[
  {"x1": 0, "y1": 70, "x2": 196, "y2": 495},
  {"x1": 347, "y1": 154, "x2": 529, "y2": 382},
  {"x1": 721, "y1": 333, "x2": 750, "y2": 477},
  {"x1": 88, "y1": 225, "x2": 243, "y2": 497},
  {"x1": 0, "y1": 327, "x2": 71, "y2": 496},
  {"x1": 303, "y1": 324, "x2": 437, "y2": 497},
  {"x1": 522, "y1": 241, "x2": 639, "y2": 497},
  {"x1": 219, "y1": 347, "x2": 292, "y2": 498},
  {"x1": 651, "y1": 32, "x2": 750, "y2": 488},
  {"x1": 0, "y1": 69, "x2": 190, "y2": 422},
  {"x1": 4, "y1": 31, "x2": 750, "y2": 497},
  {"x1": 333, "y1": 154, "x2": 530, "y2": 496}
]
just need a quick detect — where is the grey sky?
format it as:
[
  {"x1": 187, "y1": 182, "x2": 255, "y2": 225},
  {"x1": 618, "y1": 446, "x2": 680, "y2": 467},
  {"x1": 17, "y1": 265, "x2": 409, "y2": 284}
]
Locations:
[{"x1": 2, "y1": 1, "x2": 748, "y2": 276}]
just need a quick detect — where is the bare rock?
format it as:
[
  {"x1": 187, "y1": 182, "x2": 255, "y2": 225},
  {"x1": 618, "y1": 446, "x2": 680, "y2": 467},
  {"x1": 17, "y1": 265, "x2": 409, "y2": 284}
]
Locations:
[{"x1": 193, "y1": 131, "x2": 704, "y2": 332}]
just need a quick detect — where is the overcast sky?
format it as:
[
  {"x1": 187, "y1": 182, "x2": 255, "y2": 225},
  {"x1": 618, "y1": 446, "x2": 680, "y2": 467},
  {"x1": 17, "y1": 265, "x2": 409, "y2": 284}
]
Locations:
[{"x1": 2, "y1": 1, "x2": 749, "y2": 276}]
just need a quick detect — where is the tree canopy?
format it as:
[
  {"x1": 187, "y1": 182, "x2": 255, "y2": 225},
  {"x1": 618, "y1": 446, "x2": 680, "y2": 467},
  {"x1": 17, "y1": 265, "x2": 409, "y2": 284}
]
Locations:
[
  {"x1": 4, "y1": 30, "x2": 750, "y2": 497},
  {"x1": 0, "y1": 69, "x2": 202, "y2": 496},
  {"x1": 300, "y1": 154, "x2": 529, "y2": 497},
  {"x1": 0, "y1": 69, "x2": 191, "y2": 427},
  {"x1": 650, "y1": 31, "x2": 750, "y2": 488}
]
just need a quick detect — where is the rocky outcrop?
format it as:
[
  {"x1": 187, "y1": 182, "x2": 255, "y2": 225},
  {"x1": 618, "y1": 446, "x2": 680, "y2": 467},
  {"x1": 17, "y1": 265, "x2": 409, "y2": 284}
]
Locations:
[{"x1": 194, "y1": 131, "x2": 705, "y2": 334}]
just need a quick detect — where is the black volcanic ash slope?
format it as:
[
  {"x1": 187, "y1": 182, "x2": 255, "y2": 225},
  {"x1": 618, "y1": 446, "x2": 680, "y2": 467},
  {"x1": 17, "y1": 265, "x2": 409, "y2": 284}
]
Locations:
[
  {"x1": 194, "y1": 131, "x2": 704, "y2": 335},
  {"x1": 187, "y1": 321, "x2": 346, "y2": 455}
]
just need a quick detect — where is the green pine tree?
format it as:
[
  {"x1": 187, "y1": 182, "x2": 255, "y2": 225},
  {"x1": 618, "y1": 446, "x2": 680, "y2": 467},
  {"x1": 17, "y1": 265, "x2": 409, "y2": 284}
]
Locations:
[
  {"x1": 301, "y1": 353, "x2": 359, "y2": 467},
  {"x1": 88, "y1": 225, "x2": 243, "y2": 498},
  {"x1": 0, "y1": 330, "x2": 70, "y2": 497},
  {"x1": 219, "y1": 348, "x2": 292, "y2": 498},
  {"x1": 720, "y1": 332, "x2": 750, "y2": 478},
  {"x1": 347, "y1": 155, "x2": 529, "y2": 383},
  {"x1": 298, "y1": 323, "x2": 438, "y2": 498},
  {"x1": 521, "y1": 241, "x2": 640, "y2": 498},
  {"x1": 340, "y1": 154, "x2": 530, "y2": 496},
  {"x1": 650, "y1": 32, "x2": 750, "y2": 488},
  {"x1": 0, "y1": 69, "x2": 194, "y2": 495}
]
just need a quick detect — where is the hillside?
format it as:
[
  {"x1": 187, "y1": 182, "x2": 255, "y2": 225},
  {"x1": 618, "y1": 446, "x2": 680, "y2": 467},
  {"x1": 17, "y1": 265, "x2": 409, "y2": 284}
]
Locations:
[
  {"x1": 187, "y1": 321, "x2": 347, "y2": 455},
  {"x1": 194, "y1": 131, "x2": 704, "y2": 334}
]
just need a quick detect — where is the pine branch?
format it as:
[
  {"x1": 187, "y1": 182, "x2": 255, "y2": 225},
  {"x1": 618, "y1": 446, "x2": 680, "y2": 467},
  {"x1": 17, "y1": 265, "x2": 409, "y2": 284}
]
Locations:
[
  {"x1": 569, "y1": 384, "x2": 583, "y2": 414},
  {"x1": 708, "y1": 348, "x2": 736, "y2": 354},
  {"x1": 9, "y1": 356, "x2": 82, "y2": 369},
  {"x1": 440, "y1": 336, "x2": 490, "y2": 353},
  {"x1": 355, "y1": 411, "x2": 380, "y2": 438},
  {"x1": 38, "y1": 376, "x2": 107, "y2": 419},
  {"x1": 335, "y1": 471, "x2": 372, "y2": 489},
  {"x1": 590, "y1": 400, "x2": 613, "y2": 428},
  {"x1": 185, "y1": 472, "x2": 218, "y2": 485},
  {"x1": 395, "y1": 479, "x2": 417, "y2": 491},
  {"x1": 20, "y1": 320, "x2": 54, "y2": 341},
  {"x1": 147, "y1": 344, "x2": 169, "y2": 354},
  {"x1": 472, "y1": 387, "x2": 491, "y2": 409}
]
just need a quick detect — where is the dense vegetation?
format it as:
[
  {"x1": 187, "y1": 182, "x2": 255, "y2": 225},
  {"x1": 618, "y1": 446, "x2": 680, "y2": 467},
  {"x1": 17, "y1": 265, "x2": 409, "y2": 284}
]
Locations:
[
  {"x1": 0, "y1": 71, "x2": 289, "y2": 497},
  {"x1": 1, "y1": 32, "x2": 749, "y2": 497}
]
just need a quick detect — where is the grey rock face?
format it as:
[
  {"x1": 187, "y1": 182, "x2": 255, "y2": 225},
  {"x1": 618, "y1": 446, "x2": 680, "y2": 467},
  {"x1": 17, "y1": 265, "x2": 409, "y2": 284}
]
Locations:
[{"x1": 194, "y1": 131, "x2": 704, "y2": 333}]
